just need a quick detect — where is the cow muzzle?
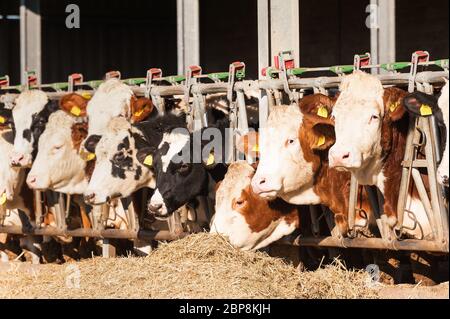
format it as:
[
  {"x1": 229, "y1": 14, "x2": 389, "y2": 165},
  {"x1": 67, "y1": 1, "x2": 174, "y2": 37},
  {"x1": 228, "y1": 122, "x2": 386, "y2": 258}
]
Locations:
[
  {"x1": 250, "y1": 175, "x2": 281, "y2": 200},
  {"x1": 328, "y1": 146, "x2": 361, "y2": 169},
  {"x1": 26, "y1": 174, "x2": 48, "y2": 190},
  {"x1": 10, "y1": 152, "x2": 32, "y2": 168}
]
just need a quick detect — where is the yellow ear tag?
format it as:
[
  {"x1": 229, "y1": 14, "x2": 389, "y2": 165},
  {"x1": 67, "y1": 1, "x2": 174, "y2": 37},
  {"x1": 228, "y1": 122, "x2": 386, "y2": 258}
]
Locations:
[
  {"x1": 70, "y1": 105, "x2": 81, "y2": 116},
  {"x1": 134, "y1": 109, "x2": 144, "y2": 117},
  {"x1": 420, "y1": 104, "x2": 432, "y2": 116},
  {"x1": 0, "y1": 116, "x2": 5, "y2": 124},
  {"x1": 317, "y1": 135, "x2": 326, "y2": 147},
  {"x1": 0, "y1": 193, "x2": 7, "y2": 206},
  {"x1": 389, "y1": 101, "x2": 399, "y2": 113},
  {"x1": 143, "y1": 155, "x2": 153, "y2": 166},
  {"x1": 80, "y1": 150, "x2": 95, "y2": 162},
  {"x1": 81, "y1": 92, "x2": 92, "y2": 100},
  {"x1": 206, "y1": 153, "x2": 215, "y2": 166},
  {"x1": 317, "y1": 105, "x2": 328, "y2": 118},
  {"x1": 252, "y1": 144, "x2": 259, "y2": 153}
]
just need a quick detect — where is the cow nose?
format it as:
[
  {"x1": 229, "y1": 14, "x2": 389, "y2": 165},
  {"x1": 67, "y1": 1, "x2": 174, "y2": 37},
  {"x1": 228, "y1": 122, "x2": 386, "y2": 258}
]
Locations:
[
  {"x1": 26, "y1": 175, "x2": 37, "y2": 188},
  {"x1": 84, "y1": 193, "x2": 96, "y2": 203},
  {"x1": 148, "y1": 203, "x2": 162, "y2": 212},
  {"x1": 10, "y1": 154, "x2": 24, "y2": 167},
  {"x1": 329, "y1": 149, "x2": 351, "y2": 167}
]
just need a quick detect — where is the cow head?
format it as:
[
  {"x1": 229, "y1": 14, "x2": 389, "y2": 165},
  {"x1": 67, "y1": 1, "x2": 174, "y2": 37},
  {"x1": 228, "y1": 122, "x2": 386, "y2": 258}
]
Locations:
[
  {"x1": 84, "y1": 113, "x2": 186, "y2": 205},
  {"x1": 27, "y1": 94, "x2": 90, "y2": 194},
  {"x1": 329, "y1": 71, "x2": 406, "y2": 177},
  {"x1": 211, "y1": 161, "x2": 299, "y2": 250},
  {"x1": 146, "y1": 121, "x2": 229, "y2": 218},
  {"x1": 84, "y1": 117, "x2": 154, "y2": 205},
  {"x1": 252, "y1": 95, "x2": 333, "y2": 204},
  {"x1": 10, "y1": 90, "x2": 60, "y2": 167},
  {"x1": 83, "y1": 78, "x2": 155, "y2": 156}
]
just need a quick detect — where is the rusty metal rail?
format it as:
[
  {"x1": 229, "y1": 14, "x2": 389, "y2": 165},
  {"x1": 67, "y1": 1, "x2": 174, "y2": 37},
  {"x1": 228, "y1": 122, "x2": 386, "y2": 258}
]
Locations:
[
  {"x1": 0, "y1": 225, "x2": 188, "y2": 242},
  {"x1": 279, "y1": 236, "x2": 448, "y2": 253}
]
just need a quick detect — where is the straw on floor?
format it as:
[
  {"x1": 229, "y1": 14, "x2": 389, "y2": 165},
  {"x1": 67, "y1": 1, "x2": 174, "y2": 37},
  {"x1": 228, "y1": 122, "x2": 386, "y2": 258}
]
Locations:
[{"x1": 0, "y1": 233, "x2": 378, "y2": 299}]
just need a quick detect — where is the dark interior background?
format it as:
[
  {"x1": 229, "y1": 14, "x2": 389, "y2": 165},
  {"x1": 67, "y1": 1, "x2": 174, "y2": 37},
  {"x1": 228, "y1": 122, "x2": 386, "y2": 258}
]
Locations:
[{"x1": 1, "y1": 0, "x2": 448, "y2": 85}]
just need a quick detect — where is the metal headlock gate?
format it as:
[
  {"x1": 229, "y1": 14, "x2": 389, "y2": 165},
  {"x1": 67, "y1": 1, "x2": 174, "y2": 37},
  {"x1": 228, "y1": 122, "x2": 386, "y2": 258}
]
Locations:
[{"x1": 0, "y1": 50, "x2": 448, "y2": 256}]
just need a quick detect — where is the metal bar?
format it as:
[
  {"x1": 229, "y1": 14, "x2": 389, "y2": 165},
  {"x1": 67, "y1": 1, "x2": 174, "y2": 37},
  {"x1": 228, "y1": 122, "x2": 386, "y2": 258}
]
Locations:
[
  {"x1": 411, "y1": 168, "x2": 435, "y2": 232},
  {"x1": 280, "y1": 236, "x2": 448, "y2": 253},
  {"x1": 421, "y1": 117, "x2": 446, "y2": 243},
  {"x1": 347, "y1": 175, "x2": 358, "y2": 231},
  {"x1": 0, "y1": 225, "x2": 189, "y2": 241},
  {"x1": 177, "y1": 0, "x2": 200, "y2": 74},
  {"x1": 270, "y1": 0, "x2": 300, "y2": 64},
  {"x1": 257, "y1": 0, "x2": 270, "y2": 78},
  {"x1": 20, "y1": 0, "x2": 41, "y2": 84}
]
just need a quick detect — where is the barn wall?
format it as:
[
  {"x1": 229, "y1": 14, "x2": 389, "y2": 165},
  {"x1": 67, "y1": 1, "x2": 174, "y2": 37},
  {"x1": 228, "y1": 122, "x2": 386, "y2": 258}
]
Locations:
[
  {"x1": 199, "y1": 0, "x2": 258, "y2": 79},
  {"x1": 396, "y1": 0, "x2": 449, "y2": 61},
  {"x1": 299, "y1": 0, "x2": 371, "y2": 67},
  {"x1": 40, "y1": 0, "x2": 177, "y2": 83},
  {"x1": 0, "y1": 0, "x2": 20, "y2": 84}
]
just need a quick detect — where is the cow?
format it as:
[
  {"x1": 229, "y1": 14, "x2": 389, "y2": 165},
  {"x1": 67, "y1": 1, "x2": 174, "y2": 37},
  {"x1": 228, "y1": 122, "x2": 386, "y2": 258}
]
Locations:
[
  {"x1": 10, "y1": 90, "x2": 60, "y2": 167},
  {"x1": 210, "y1": 161, "x2": 301, "y2": 250},
  {"x1": 83, "y1": 113, "x2": 186, "y2": 205},
  {"x1": 82, "y1": 78, "x2": 156, "y2": 156},
  {"x1": 328, "y1": 71, "x2": 432, "y2": 238},
  {"x1": 250, "y1": 95, "x2": 374, "y2": 237},
  {"x1": 144, "y1": 118, "x2": 229, "y2": 220},
  {"x1": 26, "y1": 94, "x2": 129, "y2": 231},
  {"x1": 0, "y1": 114, "x2": 40, "y2": 263}
]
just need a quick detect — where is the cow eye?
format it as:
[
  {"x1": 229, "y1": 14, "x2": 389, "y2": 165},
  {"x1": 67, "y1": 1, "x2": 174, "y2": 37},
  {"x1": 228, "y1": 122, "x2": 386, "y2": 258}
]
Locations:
[
  {"x1": 54, "y1": 144, "x2": 63, "y2": 150},
  {"x1": 370, "y1": 114, "x2": 379, "y2": 123},
  {"x1": 286, "y1": 138, "x2": 296, "y2": 146},
  {"x1": 113, "y1": 152, "x2": 126, "y2": 163},
  {"x1": 234, "y1": 197, "x2": 246, "y2": 207}
]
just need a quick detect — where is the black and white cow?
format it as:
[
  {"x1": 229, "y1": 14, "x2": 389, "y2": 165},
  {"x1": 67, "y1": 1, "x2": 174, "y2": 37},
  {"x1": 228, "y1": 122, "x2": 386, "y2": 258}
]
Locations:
[
  {"x1": 10, "y1": 90, "x2": 60, "y2": 167},
  {"x1": 142, "y1": 118, "x2": 230, "y2": 219},
  {"x1": 84, "y1": 113, "x2": 187, "y2": 205}
]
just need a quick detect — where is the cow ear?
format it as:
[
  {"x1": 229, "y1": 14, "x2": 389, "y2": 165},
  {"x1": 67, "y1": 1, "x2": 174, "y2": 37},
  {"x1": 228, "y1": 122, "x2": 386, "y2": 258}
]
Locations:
[
  {"x1": 71, "y1": 122, "x2": 89, "y2": 151},
  {"x1": 236, "y1": 131, "x2": 259, "y2": 159},
  {"x1": 383, "y1": 88, "x2": 407, "y2": 122},
  {"x1": 130, "y1": 97, "x2": 155, "y2": 123},
  {"x1": 298, "y1": 94, "x2": 334, "y2": 118},
  {"x1": 60, "y1": 93, "x2": 89, "y2": 117},
  {"x1": 303, "y1": 114, "x2": 336, "y2": 151},
  {"x1": 0, "y1": 108, "x2": 13, "y2": 128},
  {"x1": 136, "y1": 147, "x2": 155, "y2": 168},
  {"x1": 403, "y1": 92, "x2": 438, "y2": 118}
]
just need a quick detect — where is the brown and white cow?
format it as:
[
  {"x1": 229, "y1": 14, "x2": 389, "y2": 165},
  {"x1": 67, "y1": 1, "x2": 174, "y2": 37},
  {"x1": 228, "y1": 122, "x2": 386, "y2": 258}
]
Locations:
[
  {"x1": 83, "y1": 78, "x2": 155, "y2": 154},
  {"x1": 211, "y1": 161, "x2": 301, "y2": 250},
  {"x1": 328, "y1": 71, "x2": 432, "y2": 238},
  {"x1": 250, "y1": 95, "x2": 374, "y2": 236}
]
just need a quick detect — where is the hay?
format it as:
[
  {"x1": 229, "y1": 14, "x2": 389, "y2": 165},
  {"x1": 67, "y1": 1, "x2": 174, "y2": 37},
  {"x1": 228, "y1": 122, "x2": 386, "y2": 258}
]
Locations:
[{"x1": 0, "y1": 233, "x2": 378, "y2": 299}]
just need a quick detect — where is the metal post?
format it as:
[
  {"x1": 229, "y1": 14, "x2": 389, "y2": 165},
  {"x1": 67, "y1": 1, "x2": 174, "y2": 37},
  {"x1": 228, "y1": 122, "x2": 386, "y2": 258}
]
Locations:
[
  {"x1": 20, "y1": 0, "x2": 41, "y2": 84},
  {"x1": 270, "y1": 0, "x2": 300, "y2": 64},
  {"x1": 177, "y1": 0, "x2": 200, "y2": 74},
  {"x1": 370, "y1": 0, "x2": 395, "y2": 74}
]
